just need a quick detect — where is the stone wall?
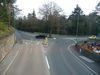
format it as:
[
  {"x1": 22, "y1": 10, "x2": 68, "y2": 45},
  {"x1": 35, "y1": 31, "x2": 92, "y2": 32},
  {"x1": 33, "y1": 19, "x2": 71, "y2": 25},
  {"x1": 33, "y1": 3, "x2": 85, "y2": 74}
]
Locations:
[{"x1": 0, "y1": 34, "x2": 15, "y2": 62}]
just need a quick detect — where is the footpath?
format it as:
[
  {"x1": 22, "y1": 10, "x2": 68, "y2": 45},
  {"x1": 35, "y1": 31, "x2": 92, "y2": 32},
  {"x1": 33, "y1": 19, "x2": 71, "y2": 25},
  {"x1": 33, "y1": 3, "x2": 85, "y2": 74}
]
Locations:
[{"x1": 0, "y1": 41, "x2": 23, "y2": 75}]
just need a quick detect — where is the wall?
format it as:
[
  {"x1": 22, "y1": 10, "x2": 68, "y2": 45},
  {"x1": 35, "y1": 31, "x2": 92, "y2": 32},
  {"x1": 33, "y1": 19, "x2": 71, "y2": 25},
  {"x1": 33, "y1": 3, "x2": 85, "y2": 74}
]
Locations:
[{"x1": 0, "y1": 34, "x2": 15, "y2": 62}]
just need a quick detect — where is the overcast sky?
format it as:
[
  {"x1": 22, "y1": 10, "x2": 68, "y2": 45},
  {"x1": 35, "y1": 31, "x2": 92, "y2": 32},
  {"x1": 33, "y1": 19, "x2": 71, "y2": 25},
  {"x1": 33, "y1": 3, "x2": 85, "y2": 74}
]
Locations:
[{"x1": 15, "y1": 0, "x2": 100, "y2": 17}]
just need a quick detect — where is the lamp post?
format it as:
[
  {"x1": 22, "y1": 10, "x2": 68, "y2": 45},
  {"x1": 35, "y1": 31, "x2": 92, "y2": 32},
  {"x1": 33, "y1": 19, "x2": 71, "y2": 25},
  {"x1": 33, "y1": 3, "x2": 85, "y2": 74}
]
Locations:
[{"x1": 75, "y1": 13, "x2": 79, "y2": 43}]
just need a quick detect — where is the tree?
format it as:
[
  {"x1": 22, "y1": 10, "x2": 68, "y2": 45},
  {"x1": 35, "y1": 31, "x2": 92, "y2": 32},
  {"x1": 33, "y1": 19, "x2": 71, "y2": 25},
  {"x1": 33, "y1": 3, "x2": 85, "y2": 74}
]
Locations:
[
  {"x1": 59, "y1": 15, "x2": 68, "y2": 34},
  {"x1": 39, "y1": 2, "x2": 62, "y2": 20},
  {"x1": 87, "y1": 12, "x2": 98, "y2": 35},
  {"x1": 96, "y1": 2, "x2": 100, "y2": 11},
  {"x1": 0, "y1": 0, "x2": 16, "y2": 26},
  {"x1": 39, "y1": 2, "x2": 63, "y2": 35},
  {"x1": 16, "y1": 10, "x2": 39, "y2": 32},
  {"x1": 95, "y1": 2, "x2": 100, "y2": 35},
  {"x1": 32, "y1": 10, "x2": 36, "y2": 18},
  {"x1": 68, "y1": 5, "x2": 87, "y2": 35}
]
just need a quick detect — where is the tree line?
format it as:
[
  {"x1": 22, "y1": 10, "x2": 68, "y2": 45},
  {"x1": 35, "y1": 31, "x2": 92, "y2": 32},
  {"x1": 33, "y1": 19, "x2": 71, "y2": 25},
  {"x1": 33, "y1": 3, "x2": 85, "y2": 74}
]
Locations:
[
  {"x1": 16, "y1": 2, "x2": 100, "y2": 35},
  {"x1": 0, "y1": 0, "x2": 17, "y2": 27}
]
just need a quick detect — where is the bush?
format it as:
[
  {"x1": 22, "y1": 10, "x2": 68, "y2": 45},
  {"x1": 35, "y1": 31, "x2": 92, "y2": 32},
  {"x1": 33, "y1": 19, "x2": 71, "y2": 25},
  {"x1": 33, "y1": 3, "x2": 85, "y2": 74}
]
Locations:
[{"x1": 0, "y1": 22, "x2": 13, "y2": 37}]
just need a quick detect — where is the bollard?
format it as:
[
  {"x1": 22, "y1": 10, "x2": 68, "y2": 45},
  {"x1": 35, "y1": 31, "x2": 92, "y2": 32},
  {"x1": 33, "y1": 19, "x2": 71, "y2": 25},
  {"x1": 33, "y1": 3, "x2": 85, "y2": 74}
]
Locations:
[{"x1": 43, "y1": 37, "x2": 48, "y2": 45}]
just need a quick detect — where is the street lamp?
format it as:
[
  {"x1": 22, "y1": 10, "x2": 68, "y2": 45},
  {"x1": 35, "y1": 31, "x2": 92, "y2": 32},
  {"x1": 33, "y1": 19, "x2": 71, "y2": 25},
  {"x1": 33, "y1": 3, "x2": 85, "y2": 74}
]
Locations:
[{"x1": 75, "y1": 13, "x2": 79, "y2": 43}]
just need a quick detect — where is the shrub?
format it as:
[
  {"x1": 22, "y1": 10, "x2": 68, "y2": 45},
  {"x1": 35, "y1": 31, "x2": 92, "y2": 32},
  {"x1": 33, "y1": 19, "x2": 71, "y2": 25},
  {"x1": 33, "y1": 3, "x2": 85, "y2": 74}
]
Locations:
[{"x1": 0, "y1": 22, "x2": 13, "y2": 37}]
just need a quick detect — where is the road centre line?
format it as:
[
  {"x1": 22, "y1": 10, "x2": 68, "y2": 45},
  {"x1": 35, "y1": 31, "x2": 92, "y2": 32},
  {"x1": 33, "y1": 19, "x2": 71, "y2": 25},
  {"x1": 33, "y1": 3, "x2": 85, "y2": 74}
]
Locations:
[
  {"x1": 68, "y1": 44, "x2": 98, "y2": 75},
  {"x1": 3, "y1": 50, "x2": 19, "y2": 75}
]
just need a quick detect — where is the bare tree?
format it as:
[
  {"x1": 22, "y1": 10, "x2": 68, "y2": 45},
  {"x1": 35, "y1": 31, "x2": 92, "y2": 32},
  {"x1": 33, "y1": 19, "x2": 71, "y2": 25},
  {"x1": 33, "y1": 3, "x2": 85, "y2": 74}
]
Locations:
[
  {"x1": 39, "y1": 2, "x2": 62, "y2": 19},
  {"x1": 39, "y1": 2, "x2": 63, "y2": 35}
]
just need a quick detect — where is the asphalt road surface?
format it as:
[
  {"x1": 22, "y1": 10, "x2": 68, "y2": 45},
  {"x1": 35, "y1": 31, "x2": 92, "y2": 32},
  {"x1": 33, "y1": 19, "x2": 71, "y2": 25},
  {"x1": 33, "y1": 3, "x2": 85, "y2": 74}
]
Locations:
[
  {"x1": 1, "y1": 31, "x2": 99, "y2": 75},
  {"x1": 4, "y1": 40, "x2": 50, "y2": 75},
  {"x1": 46, "y1": 38, "x2": 97, "y2": 75}
]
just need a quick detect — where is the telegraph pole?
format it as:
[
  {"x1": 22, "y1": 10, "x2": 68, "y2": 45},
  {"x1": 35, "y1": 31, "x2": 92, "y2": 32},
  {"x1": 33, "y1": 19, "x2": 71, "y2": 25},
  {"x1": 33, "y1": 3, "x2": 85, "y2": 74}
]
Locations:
[{"x1": 75, "y1": 12, "x2": 79, "y2": 43}]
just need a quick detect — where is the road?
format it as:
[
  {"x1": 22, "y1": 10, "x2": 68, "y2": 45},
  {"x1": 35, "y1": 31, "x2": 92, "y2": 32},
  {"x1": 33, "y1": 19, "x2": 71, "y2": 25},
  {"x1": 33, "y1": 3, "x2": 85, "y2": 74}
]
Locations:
[
  {"x1": 0, "y1": 31, "x2": 50, "y2": 75},
  {"x1": 4, "y1": 40, "x2": 50, "y2": 75},
  {"x1": 45, "y1": 38, "x2": 97, "y2": 75},
  {"x1": 0, "y1": 30, "x2": 99, "y2": 75}
]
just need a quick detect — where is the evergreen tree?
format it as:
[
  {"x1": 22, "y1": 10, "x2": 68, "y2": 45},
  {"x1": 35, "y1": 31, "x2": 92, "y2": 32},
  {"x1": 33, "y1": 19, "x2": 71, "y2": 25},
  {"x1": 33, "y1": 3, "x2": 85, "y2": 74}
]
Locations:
[{"x1": 68, "y1": 5, "x2": 88, "y2": 35}]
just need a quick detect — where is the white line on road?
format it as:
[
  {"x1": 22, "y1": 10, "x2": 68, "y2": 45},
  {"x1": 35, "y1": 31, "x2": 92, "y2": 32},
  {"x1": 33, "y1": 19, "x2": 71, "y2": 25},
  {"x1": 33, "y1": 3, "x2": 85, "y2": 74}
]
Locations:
[
  {"x1": 45, "y1": 56, "x2": 50, "y2": 69},
  {"x1": 41, "y1": 44, "x2": 50, "y2": 70},
  {"x1": 71, "y1": 39, "x2": 77, "y2": 43},
  {"x1": 53, "y1": 38, "x2": 56, "y2": 40},
  {"x1": 37, "y1": 42, "x2": 40, "y2": 45},
  {"x1": 79, "y1": 56, "x2": 94, "y2": 63},
  {"x1": 3, "y1": 50, "x2": 19, "y2": 75},
  {"x1": 68, "y1": 44, "x2": 98, "y2": 75}
]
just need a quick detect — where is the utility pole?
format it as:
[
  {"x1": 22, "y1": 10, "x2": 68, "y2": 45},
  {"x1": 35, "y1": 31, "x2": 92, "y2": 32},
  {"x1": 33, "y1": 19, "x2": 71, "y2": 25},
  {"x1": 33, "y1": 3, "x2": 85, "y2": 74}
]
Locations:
[
  {"x1": 75, "y1": 13, "x2": 79, "y2": 43},
  {"x1": 12, "y1": 6, "x2": 21, "y2": 43}
]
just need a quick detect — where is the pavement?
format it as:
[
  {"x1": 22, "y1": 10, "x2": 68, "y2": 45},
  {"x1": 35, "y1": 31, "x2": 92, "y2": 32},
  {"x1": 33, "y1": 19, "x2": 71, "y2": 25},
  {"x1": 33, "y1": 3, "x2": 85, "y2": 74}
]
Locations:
[
  {"x1": 0, "y1": 30, "x2": 100, "y2": 75},
  {"x1": 4, "y1": 40, "x2": 50, "y2": 75}
]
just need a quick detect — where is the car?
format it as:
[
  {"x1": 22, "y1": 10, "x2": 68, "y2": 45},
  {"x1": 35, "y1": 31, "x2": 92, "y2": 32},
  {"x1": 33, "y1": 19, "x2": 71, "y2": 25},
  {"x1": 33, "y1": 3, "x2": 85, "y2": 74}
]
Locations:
[
  {"x1": 88, "y1": 35, "x2": 96, "y2": 39},
  {"x1": 35, "y1": 34, "x2": 47, "y2": 39}
]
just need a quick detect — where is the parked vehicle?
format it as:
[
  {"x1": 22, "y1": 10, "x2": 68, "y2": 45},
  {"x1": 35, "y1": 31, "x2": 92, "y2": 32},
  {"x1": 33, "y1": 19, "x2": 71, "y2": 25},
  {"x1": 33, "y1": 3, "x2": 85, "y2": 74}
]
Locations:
[
  {"x1": 88, "y1": 35, "x2": 96, "y2": 39},
  {"x1": 35, "y1": 34, "x2": 47, "y2": 39}
]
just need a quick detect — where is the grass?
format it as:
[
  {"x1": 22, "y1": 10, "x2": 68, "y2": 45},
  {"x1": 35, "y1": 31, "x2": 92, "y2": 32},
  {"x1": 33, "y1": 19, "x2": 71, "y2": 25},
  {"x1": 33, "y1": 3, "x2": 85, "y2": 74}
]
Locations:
[{"x1": 0, "y1": 22, "x2": 13, "y2": 37}]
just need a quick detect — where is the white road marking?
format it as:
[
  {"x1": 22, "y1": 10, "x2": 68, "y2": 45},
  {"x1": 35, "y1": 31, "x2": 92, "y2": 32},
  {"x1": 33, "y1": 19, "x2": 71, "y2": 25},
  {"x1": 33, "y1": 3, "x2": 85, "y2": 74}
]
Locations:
[
  {"x1": 3, "y1": 50, "x2": 19, "y2": 75},
  {"x1": 41, "y1": 43, "x2": 50, "y2": 70},
  {"x1": 68, "y1": 44, "x2": 98, "y2": 75},
  {"x1": 53, "y1": 38, "x2": 56, "y2": 40},
  {"x1": 37, "y1": 42, "x2": 40, "y2": 45},
  {"x1": 71, "y1": 39, "x2": 77, "y2": 43},
  {"x1": 79, "y1": 56, "x2": 94, "y2": 63},
  {"x1": 45, "y1": 56, "x2": 50, "y2": 69},
  {"x1": 25, "y1": 42, "x2": 28, "y2": 44}
]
